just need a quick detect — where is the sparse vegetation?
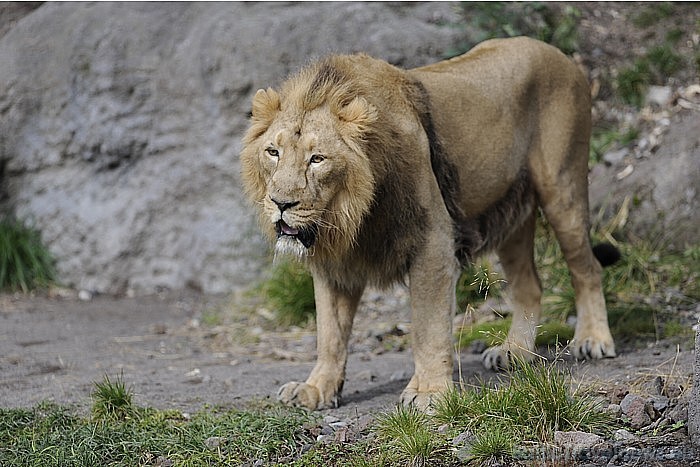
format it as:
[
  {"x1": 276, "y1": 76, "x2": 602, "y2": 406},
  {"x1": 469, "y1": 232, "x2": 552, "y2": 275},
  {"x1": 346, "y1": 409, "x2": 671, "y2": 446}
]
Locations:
[
  {"x1": 1, "y1": 396, "x2": 317, "y2": 466},
  {"x1": 259, "y1": 259, "x2": 316, "y2": 327},
  {"x1": 450, "y1": 2, "x2": 582, "y2": 57},
  {"x1": 0, "y1": 217, "x2": 56, "y2": 292},
  {"x1": 370, "y1": 356, "x2": 613, "y2": 465}
]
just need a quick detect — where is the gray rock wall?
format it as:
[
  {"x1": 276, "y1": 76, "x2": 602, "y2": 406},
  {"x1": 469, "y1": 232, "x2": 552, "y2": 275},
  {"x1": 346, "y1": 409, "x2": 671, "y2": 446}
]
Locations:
[
  {"x1": 589, "y1": 111, "x2": 699, "y2": 250},
  {"x1": 0, "y1": 2, "x2": 462, "y2": 294}
]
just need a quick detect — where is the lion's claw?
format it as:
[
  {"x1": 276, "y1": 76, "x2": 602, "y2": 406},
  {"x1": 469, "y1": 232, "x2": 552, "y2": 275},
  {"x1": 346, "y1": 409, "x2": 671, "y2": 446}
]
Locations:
[
  {"x1": 571, "y1": 336, "x2": 616, "y2": 360},
  {"x1": 400, "y1": 389, "x2": 437, "y2": 413},
  {"x1": 277, "y1": 381, "x2": 338, "y2": 410}
]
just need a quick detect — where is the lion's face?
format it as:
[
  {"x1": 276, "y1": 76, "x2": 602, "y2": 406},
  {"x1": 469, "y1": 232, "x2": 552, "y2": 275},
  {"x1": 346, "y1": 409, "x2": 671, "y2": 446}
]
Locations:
[{"x1": 241, "y1": 87, "x2": 378, "y2": 260}]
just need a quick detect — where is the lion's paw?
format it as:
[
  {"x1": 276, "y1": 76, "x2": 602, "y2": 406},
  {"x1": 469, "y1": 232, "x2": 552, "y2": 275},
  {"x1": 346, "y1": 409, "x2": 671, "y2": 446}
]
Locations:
[
  {"x1": 571, "y1": 334, "x2": 616, "y2": 360},
  {"x1": 400, "y1": 388, "x2": 439, "y2": 413},
  {"x1": 481, "y1": 344, "x2": 535, "y2": 371},
  {"x1": 277, "y1": 381, "x2": 338, "y2": 410}
]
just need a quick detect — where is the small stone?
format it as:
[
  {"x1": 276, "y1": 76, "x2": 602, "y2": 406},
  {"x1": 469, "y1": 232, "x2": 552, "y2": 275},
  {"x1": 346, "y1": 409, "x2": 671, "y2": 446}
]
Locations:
[
  {"x1": 78, "y1": 290, "x2": 93, "y2": 301},
  {"x1": 604, "y1": 403, "x2": 622, "y2": 418},
  {"x1": 614, "y1": 429, "x2": 637, "y2": 442},
  {"x1": 333, "y1": 426, "x2": 352, "y2": 443},
  {"x1": 204, "y1": 436, "x2": 227, "y2": 450},
  {"x1": 554, "y1": 431, "x2": 603, "y2": 456},
  {"x1": 390, "y1": 369, "x2": 410, "y2": 381},
  {"x1": 154, "y1": 457, "x2": 174, "y2": 467},
  {"x1": 452, "y1": 430, "x2": 474, "y2": 446},
  {"x1": 645, "y1": 85, "x2": 673, "y2": 107},
  {"x1": 610, "y1": 384, "x2": 630, "y2": 405},
  {"x1": 353, "y1": 414, "x2": 374, "y2": 434},
  {"x1": 644, "y1": 375, "x2": 664, "y2": 396},
  {"x1": 603, "y1": 148, "x2": 629, "y2": 166},
  {"x1": 620, "y1": 394, "x2": 652, "y2": 428},
  {"x1": 649, "y1": 395, "x2": 670, "y2": 413},
  {"x1": 663, "y1": 383, "x2": 683, "y2": 399},
  {"x1": 666, "y1": 400, "x2": 689, "y2": 424},
  {"x1": 329, "y1": 421, "x2": 347, "y2": 430}
]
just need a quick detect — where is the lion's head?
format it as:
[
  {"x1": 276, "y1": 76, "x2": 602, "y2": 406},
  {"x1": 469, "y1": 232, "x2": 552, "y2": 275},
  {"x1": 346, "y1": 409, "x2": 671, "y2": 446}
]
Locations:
[{"x1": 241, "y1": 57, "x2": 388, "y2": 261}]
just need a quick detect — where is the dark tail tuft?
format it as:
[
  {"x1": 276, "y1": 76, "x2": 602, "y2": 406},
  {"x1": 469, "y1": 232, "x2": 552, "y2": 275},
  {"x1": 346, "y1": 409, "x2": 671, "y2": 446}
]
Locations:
[{"x1": 592, "y1": 243, "x2": 622, "y2": 267}]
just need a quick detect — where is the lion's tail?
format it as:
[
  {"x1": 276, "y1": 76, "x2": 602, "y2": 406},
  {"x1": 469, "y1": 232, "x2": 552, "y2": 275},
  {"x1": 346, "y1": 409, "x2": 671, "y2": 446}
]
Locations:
[{"x1": 592, "y1": 243, "x2": 622, "y2": 267}]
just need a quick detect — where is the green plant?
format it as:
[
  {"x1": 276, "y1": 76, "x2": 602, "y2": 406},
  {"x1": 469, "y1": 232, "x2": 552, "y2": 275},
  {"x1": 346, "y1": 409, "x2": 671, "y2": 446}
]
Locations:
[
  {"x1": 590, "y1": 126, "x2": 639, "y2": 164},
  {"x1": 632, "y1": 2, "x2": 674, "y2": 28},
  {"x1": 647, "y1": 44, "x2": 684, "y2": 77},
  {"x1": 0, "y1": 217, "x2": 56, "y2": 292},
  {"x1": 456, "y1": 317, "x2": 511, "y2": 348},
  {"x1": 375, "y1": 405, "x2": 446, "y2": 466},
  {"x1": 455, "y1": 260, "x2": 503, "y2": 312},
  {"x1": 260, "y1": 260, "x2": 315, "y2": 327},
  {"x1": 467, "y1": 424, "x2": 516, "y2": 464},
  {"x1": 449, "y1": 2, "x2": 581, "y2": 58},
  {"x1": 617, "y1": 59, "x2": 652, "y2": 107},
  {"x1": 91, "y1": 373, "x2": 135, "y2": 421},
  {"x1": 615, "y1": 44, "x2": 683, "y2": 107}
]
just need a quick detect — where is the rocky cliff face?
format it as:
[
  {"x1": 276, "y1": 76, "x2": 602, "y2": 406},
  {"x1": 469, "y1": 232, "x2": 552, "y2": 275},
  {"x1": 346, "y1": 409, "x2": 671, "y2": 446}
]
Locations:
[
  {"x1": 0, "y1": 2, "x2": 462, "y2": 294},
  {"x1": 2, "y1": 3, "x2": 697, "y2": 295}
]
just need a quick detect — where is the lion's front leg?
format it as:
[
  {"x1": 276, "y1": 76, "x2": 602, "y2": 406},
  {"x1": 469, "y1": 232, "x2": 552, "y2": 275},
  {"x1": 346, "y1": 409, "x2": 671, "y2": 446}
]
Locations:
[
  {"x1": 401, "y1": 233, "x2": 460, "y2": 411},
  {"x1": 277, "y1": 272, "x2": 364, "y2": 410}
]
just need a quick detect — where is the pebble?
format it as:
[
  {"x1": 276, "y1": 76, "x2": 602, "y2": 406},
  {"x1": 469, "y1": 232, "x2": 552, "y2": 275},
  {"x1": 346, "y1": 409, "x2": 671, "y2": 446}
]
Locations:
[
  {"x1": 389, "y1": 369, "x2": 410, "y2": 381},
  {"x1": 620, "y1": 393, "x2": 653, "y2": 428},
  {"x1": 645, "y1": 85, "x2": 673, "y2": 107},
  {"x1": 603, "y1": 148, "x2": 629, "y2": 165},
  {"x1": 649, "y1": 395, "x2": 670, "y2": 413},
  {"x1": 554, "y1": 431, "x2": 603, "y2": 456},
  {"x1": 78, "y1": 290, "x2": 93, "y2": 301},
  {"x1": 613, "y1": 429, "x2": 637, "y2": 442},
  {"x1": 604, "y1": 403, "x2": 622, "y2": 418},
  {"x1": 204, "y1": 436, "x2": 227, "y2": 450}
]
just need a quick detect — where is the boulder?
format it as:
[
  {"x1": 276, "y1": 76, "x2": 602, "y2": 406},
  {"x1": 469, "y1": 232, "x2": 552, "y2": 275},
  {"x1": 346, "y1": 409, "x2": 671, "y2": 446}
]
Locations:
[{"x1": 0, "y1": 2, "x2": 462, "y2": 294}]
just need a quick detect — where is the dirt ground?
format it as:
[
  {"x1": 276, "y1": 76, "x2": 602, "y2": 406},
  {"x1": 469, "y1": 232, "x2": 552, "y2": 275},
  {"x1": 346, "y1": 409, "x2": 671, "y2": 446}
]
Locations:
[{"x1": 0, "y1": 289, "x2": 694, "y2": 421}]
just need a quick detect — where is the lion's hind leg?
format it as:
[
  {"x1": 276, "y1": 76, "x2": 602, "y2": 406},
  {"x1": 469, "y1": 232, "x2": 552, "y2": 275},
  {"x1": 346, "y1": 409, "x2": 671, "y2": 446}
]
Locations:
[
  {"x1": 534, "y1": 164, "x2": 616, "y2": 361},
  {"x1": 482, "y1": 211, "x2": 542, "y2": 370}
]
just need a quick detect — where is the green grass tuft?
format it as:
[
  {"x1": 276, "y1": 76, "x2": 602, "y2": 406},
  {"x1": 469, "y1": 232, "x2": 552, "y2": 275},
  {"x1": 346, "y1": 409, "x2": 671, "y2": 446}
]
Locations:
[
  {"x1": 91, "y1": 373, "x2": 135, "y2": 421},
  {"x1": 375, "y1": 405, "x2": 446, "y2": 466},
  {"x1": 259, "y1": 260, "x2": 315, "y2": 327},
  {"x1": 0, "y1": 217, "x2": 56, "y2": 292},
  {"x1": 466, "y1": 424, "x2": 516, "y2": 464}
]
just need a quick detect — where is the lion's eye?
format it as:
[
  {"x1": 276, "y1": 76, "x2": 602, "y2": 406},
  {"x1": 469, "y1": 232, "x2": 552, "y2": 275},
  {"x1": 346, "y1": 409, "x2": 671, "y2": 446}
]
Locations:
[
  {"x1": 309, "y1": 154, "x2": 325, "y2": 164},
  {"x1": 266, "y1": 148, "x2": 279, "y2": 158}
]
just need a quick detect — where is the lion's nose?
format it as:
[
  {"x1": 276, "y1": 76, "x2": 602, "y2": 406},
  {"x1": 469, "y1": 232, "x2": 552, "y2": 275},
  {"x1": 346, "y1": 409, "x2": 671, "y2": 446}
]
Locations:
[{"x1": 271, "y1": 197, "x2": 299, "y2": 213}]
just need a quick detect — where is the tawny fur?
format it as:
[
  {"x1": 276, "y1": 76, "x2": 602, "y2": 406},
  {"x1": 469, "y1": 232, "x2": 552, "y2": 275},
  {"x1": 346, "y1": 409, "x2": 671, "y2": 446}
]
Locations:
[{"x1": 240, "y1": 37, "x2": 616, "y2": 411}]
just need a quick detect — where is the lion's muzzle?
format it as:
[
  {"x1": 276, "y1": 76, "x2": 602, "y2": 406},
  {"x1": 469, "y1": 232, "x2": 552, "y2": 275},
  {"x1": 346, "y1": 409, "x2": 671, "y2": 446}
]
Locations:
[{"x1": 275, "y1": 220, "x2": 317, "y2": 249}]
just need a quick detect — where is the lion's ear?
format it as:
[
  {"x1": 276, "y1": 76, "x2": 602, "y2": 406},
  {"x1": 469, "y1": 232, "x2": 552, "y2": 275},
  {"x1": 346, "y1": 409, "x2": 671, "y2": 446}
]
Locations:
[
  {"x1": 337, "y1": 97, "x2": 378, "y2": 139},
  {"x1": 244, "y1": 88, "x2": 281, "y2": 144},
  {"x1": 251, "y1": 88, "x2": 281, "y2": 124}
]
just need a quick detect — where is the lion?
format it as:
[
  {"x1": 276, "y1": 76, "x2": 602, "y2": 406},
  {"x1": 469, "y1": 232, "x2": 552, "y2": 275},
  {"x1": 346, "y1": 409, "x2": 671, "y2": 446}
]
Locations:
[{"x1": 240, "y1": 36, "x2": 619, "y2": 411}]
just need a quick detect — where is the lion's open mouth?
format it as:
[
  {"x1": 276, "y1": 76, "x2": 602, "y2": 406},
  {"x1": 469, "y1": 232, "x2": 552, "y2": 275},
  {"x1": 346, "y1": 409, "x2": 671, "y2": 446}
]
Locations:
[{"x1": 276, "y1": 220, "x2": 317, "y2": 248}]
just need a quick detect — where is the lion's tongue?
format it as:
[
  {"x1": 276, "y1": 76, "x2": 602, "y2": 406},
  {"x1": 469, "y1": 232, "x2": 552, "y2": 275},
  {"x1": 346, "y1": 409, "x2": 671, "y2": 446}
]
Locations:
[{"x1": 279, "y1": 220, "x2": 299, "y2": 236}]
